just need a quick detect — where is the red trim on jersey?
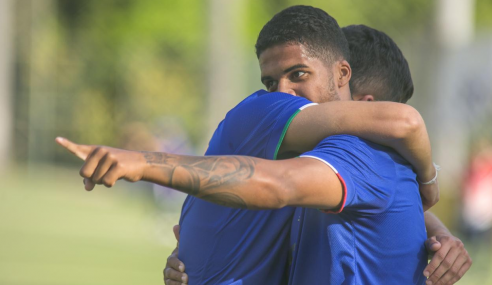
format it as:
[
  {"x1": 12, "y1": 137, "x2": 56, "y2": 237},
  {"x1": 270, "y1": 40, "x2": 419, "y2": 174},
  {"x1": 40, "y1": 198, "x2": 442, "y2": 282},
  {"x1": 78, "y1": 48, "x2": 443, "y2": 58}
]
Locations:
[{"x1": 320, "y1": 173, "x2": 347, "y2": 214}]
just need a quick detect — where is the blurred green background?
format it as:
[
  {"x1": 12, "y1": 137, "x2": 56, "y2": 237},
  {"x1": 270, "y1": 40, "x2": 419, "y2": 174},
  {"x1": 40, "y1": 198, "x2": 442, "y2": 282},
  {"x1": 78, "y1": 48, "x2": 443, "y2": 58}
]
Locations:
[{"x1": 1, "y1": 0, "x2": 492, "y2": 284}]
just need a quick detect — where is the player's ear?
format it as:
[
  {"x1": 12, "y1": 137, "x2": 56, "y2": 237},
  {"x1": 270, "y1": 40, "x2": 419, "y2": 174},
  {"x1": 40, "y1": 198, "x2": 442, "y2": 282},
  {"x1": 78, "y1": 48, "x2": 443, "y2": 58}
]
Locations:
[
  {"x1": 354, "y1": 94, "x2": 374, "y2": 101},
  {"x1": 337, "y1": 60, "x2": 351, "y2": 88}
]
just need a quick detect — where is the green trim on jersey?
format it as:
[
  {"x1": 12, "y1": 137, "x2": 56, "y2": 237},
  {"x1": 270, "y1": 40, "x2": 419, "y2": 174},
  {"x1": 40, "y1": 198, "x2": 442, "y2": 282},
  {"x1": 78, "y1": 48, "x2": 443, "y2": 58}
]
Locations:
[{"x1": 273, "y1": 109, "x2": 302, "y2": 160}]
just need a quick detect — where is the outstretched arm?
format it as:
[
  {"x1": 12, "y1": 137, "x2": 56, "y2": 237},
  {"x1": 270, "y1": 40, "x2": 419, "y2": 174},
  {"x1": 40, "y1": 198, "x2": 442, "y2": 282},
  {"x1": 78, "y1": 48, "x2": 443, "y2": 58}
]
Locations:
[
  {"x1": 56, "y1": 137, "x2": 343, "y2": 210},
  {"x1": 282, "y1": 101, "x2": 439, "y2": 208}
]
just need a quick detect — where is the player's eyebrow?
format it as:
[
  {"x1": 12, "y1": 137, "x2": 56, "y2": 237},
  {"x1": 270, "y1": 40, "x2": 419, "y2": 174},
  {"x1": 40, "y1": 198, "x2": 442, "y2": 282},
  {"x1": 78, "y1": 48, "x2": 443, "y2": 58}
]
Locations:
[
  {"x1": 261, "y1": 64, "x2": 310, "y2": 84},
  {"x1": 283, "y1": 64, "x2": 309, "y2": 74}
]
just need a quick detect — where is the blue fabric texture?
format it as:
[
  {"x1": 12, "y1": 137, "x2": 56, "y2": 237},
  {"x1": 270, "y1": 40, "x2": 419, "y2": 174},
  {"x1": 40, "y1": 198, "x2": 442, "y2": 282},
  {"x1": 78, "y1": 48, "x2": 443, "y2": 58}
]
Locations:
[
  {"x1": 179, "y1": 90, "x2": 312, "y2": 285},
  {"x1": 289, "y1": 135, "x2": 427, "y2": 285}
]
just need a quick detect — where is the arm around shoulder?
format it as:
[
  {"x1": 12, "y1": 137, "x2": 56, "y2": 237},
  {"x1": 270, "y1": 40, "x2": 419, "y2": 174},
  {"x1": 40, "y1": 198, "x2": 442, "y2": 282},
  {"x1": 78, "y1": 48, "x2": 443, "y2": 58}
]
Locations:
[{"x1": 281, "y1": 101, "x2": 428, "y2": 157}]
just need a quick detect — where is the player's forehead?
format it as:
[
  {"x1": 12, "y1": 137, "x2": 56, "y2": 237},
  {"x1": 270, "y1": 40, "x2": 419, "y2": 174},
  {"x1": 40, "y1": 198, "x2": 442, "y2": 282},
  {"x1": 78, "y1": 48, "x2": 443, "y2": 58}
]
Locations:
[{"x1": 259, "y1": 43, "x2": 321, "y2": 75}]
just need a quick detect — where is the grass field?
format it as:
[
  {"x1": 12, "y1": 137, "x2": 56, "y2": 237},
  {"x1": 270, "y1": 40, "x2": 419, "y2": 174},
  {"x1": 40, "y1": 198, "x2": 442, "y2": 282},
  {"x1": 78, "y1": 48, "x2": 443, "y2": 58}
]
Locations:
[
  {"x1": 1, "y1": 164, "x2": 491, "y2": 284},
  {"x1": 0, "y1": 164, "x2": 182, "y2": 285}
]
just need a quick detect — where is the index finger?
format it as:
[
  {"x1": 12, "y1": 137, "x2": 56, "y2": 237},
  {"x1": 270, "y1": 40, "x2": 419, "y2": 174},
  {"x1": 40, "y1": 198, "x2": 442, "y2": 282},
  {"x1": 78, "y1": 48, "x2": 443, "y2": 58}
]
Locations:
[
  {"x1": 55, "y1": 137, "x2": 92, "y2": 161},
  {"x1": 424, "y1": 242, "x2": 451, "y2": 278}
]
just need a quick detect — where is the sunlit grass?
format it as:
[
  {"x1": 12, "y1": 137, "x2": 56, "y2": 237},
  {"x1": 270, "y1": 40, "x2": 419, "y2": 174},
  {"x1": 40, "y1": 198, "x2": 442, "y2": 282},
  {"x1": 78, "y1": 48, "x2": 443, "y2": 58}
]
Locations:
[{"x1": 0, "y1": 164, "x2": 183, "y2": 285}]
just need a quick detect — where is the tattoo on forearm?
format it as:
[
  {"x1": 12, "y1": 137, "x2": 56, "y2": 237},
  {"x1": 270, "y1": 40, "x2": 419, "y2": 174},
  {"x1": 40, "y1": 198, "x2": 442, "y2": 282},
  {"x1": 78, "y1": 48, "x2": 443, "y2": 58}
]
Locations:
[{"x1": 143, "y1": 152, "x2": 256, "y2": 208}]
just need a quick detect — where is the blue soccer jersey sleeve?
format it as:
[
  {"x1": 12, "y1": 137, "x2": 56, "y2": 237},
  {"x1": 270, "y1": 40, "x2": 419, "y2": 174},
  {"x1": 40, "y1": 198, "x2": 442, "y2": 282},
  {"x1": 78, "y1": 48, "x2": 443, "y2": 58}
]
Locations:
[
  {"x1": 178, "y1": 90, "x2": 317, "y2": 285},
  {"x1": 206, "y1": 89, "x2": 317, "y2": 159},
  {"x1": 300, "y1": 134, "x2": 399, "y2": 214}
]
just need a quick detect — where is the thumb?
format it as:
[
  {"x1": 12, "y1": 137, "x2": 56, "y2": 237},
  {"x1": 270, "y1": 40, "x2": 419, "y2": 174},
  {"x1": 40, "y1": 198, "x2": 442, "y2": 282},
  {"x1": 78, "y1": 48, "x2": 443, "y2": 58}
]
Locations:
[
  {"x1": 425, "y1": 236, "x2": 442, "y2": 253},
  {"x1": 55, "y1": 137, "x2": 92, "y2": 161},
  {"x1": 173, "y1": 224, "x2": 180, "y2": 242}
]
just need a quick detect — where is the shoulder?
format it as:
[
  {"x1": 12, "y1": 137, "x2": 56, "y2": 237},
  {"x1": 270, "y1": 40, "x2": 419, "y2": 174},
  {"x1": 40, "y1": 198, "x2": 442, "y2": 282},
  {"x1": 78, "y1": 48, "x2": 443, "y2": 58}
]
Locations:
[
  {"x1": 207, "y1": 90, "x2": 312, "y2": 157},
  {"x1": 303, "y1": 135, "x2": 399, "y2": 185},
  {"x1": 311, "y1": 135, "x2": 376, "y2": 159},
  {"x1": 317, "y1": 135, "x2": 397, "y2": 161},
  {"x1": 228, "y1": 90, "x2": 312, "y2": 116}
]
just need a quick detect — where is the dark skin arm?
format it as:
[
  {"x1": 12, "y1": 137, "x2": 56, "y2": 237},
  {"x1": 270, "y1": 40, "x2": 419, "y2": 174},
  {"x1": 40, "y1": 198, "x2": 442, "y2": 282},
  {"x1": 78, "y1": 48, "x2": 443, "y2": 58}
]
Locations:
[{"x1": 56, "y1": 137, "x2": 343, "y2": 210}]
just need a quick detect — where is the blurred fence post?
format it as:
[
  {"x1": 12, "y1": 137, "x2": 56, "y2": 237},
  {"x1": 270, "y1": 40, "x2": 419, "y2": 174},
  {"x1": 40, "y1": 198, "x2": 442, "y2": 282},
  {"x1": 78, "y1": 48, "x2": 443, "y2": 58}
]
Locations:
[
  {"x1": 0, "y1": 0, "x2": 13, "y2": 172},
  {"x1": 205, "y1": 0, "x2": 246, "y2": 151},
  {"x1": 26, "y1": 0, "x2": 56, "y2": 169},
  {"x1": 432, "y1": 0, "x2": 476, "y2": 189}
]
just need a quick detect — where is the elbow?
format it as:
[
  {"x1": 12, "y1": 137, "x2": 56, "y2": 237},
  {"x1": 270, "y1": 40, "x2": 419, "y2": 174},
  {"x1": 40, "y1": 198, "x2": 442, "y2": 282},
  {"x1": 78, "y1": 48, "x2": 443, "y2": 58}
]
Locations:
[
  {"x1": 431, "y1": 191, "x2": 440, "y2": 207},
  {"x1": 398, "y1": 106, "x2": 424, "y2": 139},
  {"x1": 427, "y1": 196, "x2": 440, "y2": 210},
  {"x1": 257, "y1": 170, "x2": 294, "y2": 209}
]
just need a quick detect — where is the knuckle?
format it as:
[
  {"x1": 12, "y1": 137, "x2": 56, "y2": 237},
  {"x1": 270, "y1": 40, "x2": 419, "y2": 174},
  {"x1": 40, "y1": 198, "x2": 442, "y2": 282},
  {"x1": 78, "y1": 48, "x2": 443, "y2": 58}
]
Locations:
[
  {"x1": 80, "y1": 169, "x2": 90, "y2": 178},
  {"x1": 440, "y1": 235, "x2": 450, "y2": 242},
  {"x1": 426, "y1": 260, "x2": 437, "y2": 273},
  {"x1": 441, "y1": 260, "x2": 452, "y2": 269},
  {"x1": 107, "y1": 152, "x2": 116, "y2": 161},
  {"x1": 426, "y1": 264, "x2": 436, "y2": 272},
  {"x1": 93, "y1": 147, "x2": 102, "y2": 155},
  {"x1": 102, "y1": 177, "x2": 112, "y2": 187},
  {"x1": 436, "y1": 252, "x2": 446, "y2": 260}
]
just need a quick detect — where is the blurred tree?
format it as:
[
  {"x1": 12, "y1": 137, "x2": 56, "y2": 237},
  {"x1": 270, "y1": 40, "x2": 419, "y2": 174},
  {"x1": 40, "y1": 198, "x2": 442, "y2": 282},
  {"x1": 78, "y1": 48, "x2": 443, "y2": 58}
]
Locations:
[
  {"x1": 0, "y1": 0, "x2": 13, "y2": 171},
  {"x1": 476, "y1": 0, "x2": 492, "y2": 28},
  {"x1": 12, "y1": 0, "x2": 492, "y2": 165},
  {"x1": 243, "y1": 0, "x2": 434, "y2": 46},
  {"x1": 54, "y1": 0, "x2": 208, "y2": 146},
  {"x1": 14, "y1": 0, "x2": 209, "y2": 164}
]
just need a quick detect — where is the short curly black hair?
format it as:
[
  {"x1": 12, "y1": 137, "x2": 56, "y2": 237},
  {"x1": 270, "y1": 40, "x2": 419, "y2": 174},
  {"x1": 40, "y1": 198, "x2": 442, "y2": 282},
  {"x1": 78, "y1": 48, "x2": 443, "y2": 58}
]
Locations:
[
  {"x1": 255, "y1": 5, "x2": 350, "y2": 65},
  {"x1": 342, "y1": 25, "x2": 414, "y2": 103}
]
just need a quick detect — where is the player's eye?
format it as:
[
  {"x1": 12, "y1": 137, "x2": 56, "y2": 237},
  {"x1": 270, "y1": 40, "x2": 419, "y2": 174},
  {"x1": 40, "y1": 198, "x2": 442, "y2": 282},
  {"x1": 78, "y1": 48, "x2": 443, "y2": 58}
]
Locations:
[{"x1": 292, "y1": 71, "x2": 306, "y2": 78}]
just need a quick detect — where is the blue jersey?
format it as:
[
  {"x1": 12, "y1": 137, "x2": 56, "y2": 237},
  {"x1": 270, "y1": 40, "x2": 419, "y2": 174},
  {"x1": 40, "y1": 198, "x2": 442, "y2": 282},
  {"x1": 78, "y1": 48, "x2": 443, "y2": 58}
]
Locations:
[
  {"x1": 289, "y1": 135, "x2": 427, "y2": 284},
  {"x1": 179, "y1": 90, "x2": 315, "y2": 284}
]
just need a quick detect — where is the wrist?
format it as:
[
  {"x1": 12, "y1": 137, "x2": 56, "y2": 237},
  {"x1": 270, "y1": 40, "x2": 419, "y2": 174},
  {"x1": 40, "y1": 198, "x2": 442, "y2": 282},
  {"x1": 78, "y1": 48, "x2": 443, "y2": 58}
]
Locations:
[
  {"x1": 138, "y1": 151, "x2": 152, "y2": 181},
  {"x1": 417, "y1": 163, "x2": 440, "y2": 184},
  {"x1": 428, "y1": 225, "x2": 451, "y2": 237}
]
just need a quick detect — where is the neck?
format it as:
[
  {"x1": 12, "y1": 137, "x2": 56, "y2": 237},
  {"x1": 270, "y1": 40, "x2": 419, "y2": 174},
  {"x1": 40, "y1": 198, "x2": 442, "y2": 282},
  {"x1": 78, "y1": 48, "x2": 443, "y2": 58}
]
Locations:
[{"x1": 338, "y1": 86, "x2": 352, "y2": 101}]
